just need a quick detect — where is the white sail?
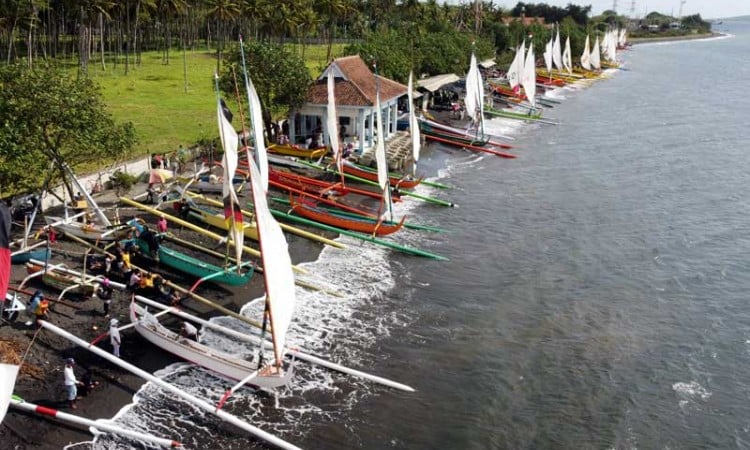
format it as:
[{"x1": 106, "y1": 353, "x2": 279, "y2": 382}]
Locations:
[
  {"x1": 607, "y1": 30, "x2": 618, "y2": 63},
  {"x1": 543, "y1": 38, "x2": 553, "y2": 74},
  {"x1": 244, "y1": 72, "x2": 268, "y2": 192},
  {"x1": 246, "y1": 156, "x2": 296, "y2": 368},
  {"x1": 326, "y1": 71, "x2": 343, "y2": 174},
  {"x1": 521, "y1": 44, "x2": 536, "y2": 108},
  {"x1": 507, "y1": 40, "x2": 525, "y2": 92},
  {"x1": 0, "y1": 363, "x2": 19, "y2": 423},
  {"x1": 591, "y1": 36, "x2": 602, "y2": 70},
  {"x1": 563, "y1": 36, "x2": 573, "y2": 74},
  {"x1": 552, "y1": 27, "x2": 563, "y2": 71},
  {"x1": 507, "y1": 45, "x2": 521, "y2": 90},
  {"x1": 618, "y1": 28, "x2": 628, "y2": 47},
  {"x1": 374, "y1": 79, "x2": 394, "y2": 221},
  {"x1": 464, "y1": 53, "x2": 479, "y2": 124},
  {"x1": 216, "y1": 95, "x2": 243, "y2": 266},
  {"x1": 374, "y1": 89, "x2": 388, "y2": 192},
  {"x1": 601, "y1": 30, "x2": 611, "y2": 60},
  {"x1": 581, "y1": 35, "x2": 592, "y2": 70},
  {"x1": 408, "y1": 72, "x2": 421, "y2": 176}
]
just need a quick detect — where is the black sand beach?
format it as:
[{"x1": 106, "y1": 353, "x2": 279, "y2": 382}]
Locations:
[{"x1": 0, "y1": 178, "x2": 330, "y2": 449}]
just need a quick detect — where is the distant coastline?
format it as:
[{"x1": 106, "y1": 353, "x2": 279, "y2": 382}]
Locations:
[{"x1": 628, "y1": 31, "x2": 723, "y2": 44}]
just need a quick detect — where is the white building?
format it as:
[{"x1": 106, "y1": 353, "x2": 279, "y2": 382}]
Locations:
[{"x1": 287, "y1": 55, "x2": 408, "y2": 155}]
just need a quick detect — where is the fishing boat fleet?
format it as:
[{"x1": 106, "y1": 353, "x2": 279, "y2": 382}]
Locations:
[{"x1": 0, "y1": 31, "x2": 625, "y2": 449}]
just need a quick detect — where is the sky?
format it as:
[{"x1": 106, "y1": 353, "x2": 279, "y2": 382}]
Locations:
[{"x1": 480, "y1": 1, "x2": 750, "y2": 20}]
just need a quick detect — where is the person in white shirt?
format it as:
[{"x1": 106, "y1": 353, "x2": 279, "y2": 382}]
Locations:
[
  {"x1": 63, "y1": 358, "x2": 82, "y2": 409},
  {"x1": 110, "y1": 319, "x2": 121, "y2": 357}
]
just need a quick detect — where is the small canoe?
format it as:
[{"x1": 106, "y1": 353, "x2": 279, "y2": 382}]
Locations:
[
  {"x1": 25, "y1": 263, "x2": 96, "y2": 298},
  {"x1": 341, "y1": 161, "x2": 422, "y2": 190},
  {"x1": 129, "y1": 237, "x2": 254, "y2": 287},
  {"x1": 267, "y1": 143, "x2": 326, "y2": 159},
  {"x1": 45, "y1": 216, "x2": 131, "y2": 242},
  {"x1": 185, "y1": 204, "x2": 260, "y2": 242},
  {"x1": 290, "y1": 199, "x2": 405, "y2": 236},
  {"x1": 11, "y1": 247, "x2": 51, "y2": 264}
]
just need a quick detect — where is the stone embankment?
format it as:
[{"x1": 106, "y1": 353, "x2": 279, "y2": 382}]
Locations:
[{"x1": 356, "y1": 131, "x2": 416, "y2": 172}]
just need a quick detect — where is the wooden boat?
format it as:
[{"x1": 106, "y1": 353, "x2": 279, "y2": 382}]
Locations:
[
  {"x1": 269, "y1": 167, "x2": 398, "y2": 202},
  {"x1": 11, "y1": 246, "x2": 51, "y2": 264},
  {"x1": 290, "y1": 198, "x2": 405, "y2": 236},
  {"x1": 267, "y1": 143, "x2": 326, "y2": 159},
  {"x1": 25, "y1": 263, "x2": 96, "y2": 297},
  {"x1": 340, "y1": 160, "x2": 422, "y2": 190},
  {"x1": 45, "y1": 216, "x2": 130, "y2": 242},
  {"x1": 128, "y1": 235, "x2": 254, "y2": 287},
  {"x1": 484, "y1": 104, "x2": 543, "y2": 121},
  {"x1": 131, "y1": 82, "x2": 297, "y2": 393},
  {"x1": 419, "y1": 118, "x2": 490, "y2": 147},
  {"x1": 129, "y1": 302, "x2": 293, "y2": 388},
  {"x1": 183, "y1": 200, "x2": 260, "y2": 241}
]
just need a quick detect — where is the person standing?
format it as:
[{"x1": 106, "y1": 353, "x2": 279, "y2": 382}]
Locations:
[
  {"x1": 109, "y1": 318, "x2": 121, "y2": 357},
  {"x1": 0, "y1": 200, "x2": 11, "y2": 303},
  {"x1": 63, "y1": 358, "x2": 83, "y2": 409},
  {"x1": 96, "y1": 278, "x2": 113, "y2": 317},
  {"x1": 157, "y1": 214, "x2": 168, "y2": 233}
]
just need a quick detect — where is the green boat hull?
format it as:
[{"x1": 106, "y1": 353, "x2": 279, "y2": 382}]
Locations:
[{"x1": 129, "y1": 238, "x2": 253, "y2": 286}]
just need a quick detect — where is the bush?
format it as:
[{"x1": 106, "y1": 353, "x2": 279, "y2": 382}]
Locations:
[{"x1": 108, "y1": 169, "x2": 139, "y2": 194}]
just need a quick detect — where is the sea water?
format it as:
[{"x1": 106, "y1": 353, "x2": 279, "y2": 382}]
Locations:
[{"x1": 92, "y1": 19, "x2": 750, "y2": 450}]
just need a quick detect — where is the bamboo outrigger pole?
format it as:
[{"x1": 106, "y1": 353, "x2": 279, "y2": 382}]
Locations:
[
  {"x1": 38, "y1": 320, "x2": 301, "y2": 450},
  {"x1": 10, "y1": 396, "x2": 181, "y2": 448},
  {"x1": 182, "y1": 191, "x2": 345, "y2": 249}
]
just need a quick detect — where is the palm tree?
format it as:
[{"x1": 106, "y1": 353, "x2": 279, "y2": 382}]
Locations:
[
  {"x1": 314, "y1": 0, "x2": 344, "y2": 61},
  {"x1": 157, "y1": 0, "x2": 188, "y2": 64},
  {"x1": 203, "y1": 0, "x2": 240, "y2": 72}
]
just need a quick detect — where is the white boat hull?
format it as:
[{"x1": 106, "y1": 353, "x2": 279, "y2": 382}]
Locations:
[
  {"x1": 45, "y1": 216, "x2": 129, "y2": 241},
  {"x1": 130, "y1": 302, "x2": 293, "y2": 389}
]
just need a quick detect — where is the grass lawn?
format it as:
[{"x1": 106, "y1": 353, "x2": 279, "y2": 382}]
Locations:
[{"x1": 87, "y1": 43, "x2": 347, "y2": 158}]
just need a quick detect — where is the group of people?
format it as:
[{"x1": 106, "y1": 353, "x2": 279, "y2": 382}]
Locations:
[{"x1": 150, "y1": 145, "x2": 189, "y2": 176}]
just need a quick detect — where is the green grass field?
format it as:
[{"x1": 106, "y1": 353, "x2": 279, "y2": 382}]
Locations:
[{"x1": 88, "y1": 43, "x2": 346, "y2": 157}]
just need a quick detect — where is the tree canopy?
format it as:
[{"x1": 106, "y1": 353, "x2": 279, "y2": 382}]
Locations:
[
  {"x1": 218, "y1": 41, "x2": 312, "y2": 141},
  {"x1": 0, "y1": 64, "x2": 136, "y2": 196}
]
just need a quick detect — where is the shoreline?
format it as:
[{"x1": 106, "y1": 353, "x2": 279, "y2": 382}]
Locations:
[
  {"x1": 628, "y1": 31, "x2": 723, "y2": 44},
  {"x1": 0, "y1": 179, "x2": 331, "y2": 448}
]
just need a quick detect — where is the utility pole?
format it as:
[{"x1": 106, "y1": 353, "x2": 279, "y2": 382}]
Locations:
[
  {"x1": 612, "y1": 0, "x2": 618, "y2": 13},
  {"x1": 629, "y1": 1, "x2": 636, "y2": 18},
  {"x1": 678, "y1": 0, "x2": 686, "y2": 18}
]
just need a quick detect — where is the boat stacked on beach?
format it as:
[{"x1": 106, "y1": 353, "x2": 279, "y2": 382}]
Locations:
[{"x1": 0, "y1": 34, "x2": 624, "y2": 450}]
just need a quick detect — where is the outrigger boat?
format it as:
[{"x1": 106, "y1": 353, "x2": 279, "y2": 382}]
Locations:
[
  {"x1": 23, "y1": 262, "x2": 96, "y2": 298},
  {"x1": 45, "y1": 163, "x2": 131, "y2": 242},
  {"x1": 339, "y1": 160, "x2": 422, "y2": 189},
  {"x1": 130, "y1": 302, "x2": 293, "y2": 388},
  {"x1": 289, "y1": 197, "x2": 406, "y2": 236},
  {"x1": 124, "y1": 224, "x2": 254, "y2": 287},
  {"x1": 266, "y1": 143, "x2": 326, "y2": 159},
  {"x1": 269, "y1": 166, "x2": 399, "y2": 202}
]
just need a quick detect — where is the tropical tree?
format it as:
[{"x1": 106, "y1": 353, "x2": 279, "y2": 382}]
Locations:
[
  {"x1": 219, "y1": 41, "x2": 312, "y2": 141},
  {"x1": 0, "y1": 65, "x2": 136, "y2": 196}
]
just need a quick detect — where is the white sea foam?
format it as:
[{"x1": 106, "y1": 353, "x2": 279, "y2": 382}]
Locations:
[{"x1": 673, "y1": 380, "x2": 712, "y2": 408}]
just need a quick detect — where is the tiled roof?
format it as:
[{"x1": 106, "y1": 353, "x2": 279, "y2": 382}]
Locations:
[{"x1": 307, "y1": 55, "x2": 407, "y2": 107}]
